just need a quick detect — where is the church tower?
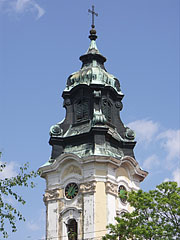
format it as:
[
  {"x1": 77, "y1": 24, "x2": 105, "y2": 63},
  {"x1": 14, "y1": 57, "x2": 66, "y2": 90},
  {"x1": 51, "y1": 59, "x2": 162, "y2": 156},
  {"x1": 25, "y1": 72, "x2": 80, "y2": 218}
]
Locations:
[{"x1": 39, "y1": 7, "x2": 148, "y2": 240}]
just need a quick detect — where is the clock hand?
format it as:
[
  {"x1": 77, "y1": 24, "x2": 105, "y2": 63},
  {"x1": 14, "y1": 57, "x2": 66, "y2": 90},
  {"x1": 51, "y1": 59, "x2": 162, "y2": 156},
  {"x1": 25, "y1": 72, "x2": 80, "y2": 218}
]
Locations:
[
  {"x1": 71, "y1": 188, "x2": 75, "y2": 195},
  {"x1": 68, "y1": 186, "x2": 74, "y2": 195}
]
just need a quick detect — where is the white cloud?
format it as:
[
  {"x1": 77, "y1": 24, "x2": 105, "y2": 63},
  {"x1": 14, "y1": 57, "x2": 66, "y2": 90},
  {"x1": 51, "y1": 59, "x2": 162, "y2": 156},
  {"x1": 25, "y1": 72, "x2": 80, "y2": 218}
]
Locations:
[
  {"x1": 0, "y1": 161, "x2": 18, "y2": 179},
  {"x1": 127, "y1": 119, "x2": 180, "y2": 176},
  {"x1": 33, "y1": 2, "x2": 45, "y2": 19},
  {"x1": 0, "y1": 0, "x2": 45, "y2": 19},
  {"x1": 127, "y1": 119, "x2": 159, "y2": 143},
  {"x1": 142, "y1": 154, "x2": 160, "y2": 170},
  {"x1": 164, "y1": 168, "x2": 180, "y2": 187},
  {"x1": 157, "y1": 129, "x2": 180, "y2": 162},
  {"x1": 172, "y1": 168, "x2": 180, "y2": 187},
  {"x1": 14, "y1": 0, "x2": 30, "y2": 12}
]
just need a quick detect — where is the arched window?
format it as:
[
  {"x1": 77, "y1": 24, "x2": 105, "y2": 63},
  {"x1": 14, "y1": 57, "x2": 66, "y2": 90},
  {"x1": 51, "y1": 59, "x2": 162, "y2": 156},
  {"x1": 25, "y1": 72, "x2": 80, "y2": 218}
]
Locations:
[{"x1": 67, "y1": 219, "x2": 77, "y2": 240}]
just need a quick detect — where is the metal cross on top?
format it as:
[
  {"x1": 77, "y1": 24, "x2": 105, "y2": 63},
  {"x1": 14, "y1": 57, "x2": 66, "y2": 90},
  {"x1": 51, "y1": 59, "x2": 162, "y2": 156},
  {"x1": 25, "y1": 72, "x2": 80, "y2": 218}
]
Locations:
[{"x1": 88, "y1": 5, "x2": 98, "y2": 28}]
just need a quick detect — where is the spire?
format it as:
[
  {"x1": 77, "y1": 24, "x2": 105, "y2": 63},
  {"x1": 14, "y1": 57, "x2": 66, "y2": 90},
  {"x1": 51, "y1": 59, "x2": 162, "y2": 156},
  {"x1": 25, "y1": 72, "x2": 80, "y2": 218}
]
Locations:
[
  {"x1": 88, "y1": 5, "x2": 98, "y2": 40},
  {"x1": 79, "y1": 6, "x2": 106, "y2": 67},
  {"x1": 64, "y1": 5, "x2": 123, "y2": 95}
]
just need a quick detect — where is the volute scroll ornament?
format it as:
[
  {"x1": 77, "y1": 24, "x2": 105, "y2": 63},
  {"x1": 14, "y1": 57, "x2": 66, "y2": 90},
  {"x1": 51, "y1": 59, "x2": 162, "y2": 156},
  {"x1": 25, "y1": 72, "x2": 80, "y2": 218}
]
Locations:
[
  {"x1": 79, "y1": 181, "x2": 97, "y2": 194},
  {"x1": 125, "y1": 127, "x2": 135, "y2": 140},
  {"x1": 115, "y1": 101, "x2": 123, "y2": 110},
  {"x1": 64, "y1": 98, "x2": 71, "y2": 106},
  {"x1": 105, "y1": 181, "x2": 118, "y2": 196},
  {"x1": 43, "y1": 189, "x2": 60, "y2": 203},
  {"x1": 50, "y1": 124, "x2": 63, "y2": 136}
]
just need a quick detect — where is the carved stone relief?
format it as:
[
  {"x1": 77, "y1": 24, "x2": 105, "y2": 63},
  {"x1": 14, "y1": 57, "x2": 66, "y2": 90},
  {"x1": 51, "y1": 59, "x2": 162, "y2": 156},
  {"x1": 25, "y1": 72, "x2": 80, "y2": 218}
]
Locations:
[
  {"x1": 105, "y1": 181, "x2": 118, "y2": 196},
  {"x1": 61, "y1": 165, "x2": 82, "y2": 180},
  {"x1": 79, "y1": 181, "x2": 97, "y2": 194},
  {"x1": 43, "y1": 189, "x2": 60, "y2": 203}
]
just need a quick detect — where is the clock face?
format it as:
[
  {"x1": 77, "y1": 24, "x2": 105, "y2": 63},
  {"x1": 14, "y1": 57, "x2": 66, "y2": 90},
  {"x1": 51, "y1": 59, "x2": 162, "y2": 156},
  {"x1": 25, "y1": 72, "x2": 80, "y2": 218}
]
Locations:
[
  {"x1": 65, "y1": 183, "x2": 78, "y2": 199},
  {"x1": 118, "y1": 185, "x2": 127, "y2": 203}
]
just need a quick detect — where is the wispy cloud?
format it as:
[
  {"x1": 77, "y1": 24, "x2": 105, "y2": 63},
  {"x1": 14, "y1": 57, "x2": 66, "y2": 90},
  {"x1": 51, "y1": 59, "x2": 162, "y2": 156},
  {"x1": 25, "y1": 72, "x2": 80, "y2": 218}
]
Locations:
[
  {"x1": 127, "y1": 119, "x2": 159, "y2": 143},
  {"x1": 142, "y1": 154, "x2": 160, "y2": 170},
  {"x1": 0, "y1": 0, "x2": 45, "y2": 19},
  {"x1": 164, "y1": 168, "x2": 180, "y2": 187},
  {"x1": 172, "y1": 168, "x2": 180, "y2": 186},
  {"x1": 128, "y1": 119, "x2": 180, "y2": 185},
  {"x1": 0, "y1": 161, "x2": 18, "y2": 179},
  {"x1": 157, "y1": 129, "x2": 180, "y2": 163}
]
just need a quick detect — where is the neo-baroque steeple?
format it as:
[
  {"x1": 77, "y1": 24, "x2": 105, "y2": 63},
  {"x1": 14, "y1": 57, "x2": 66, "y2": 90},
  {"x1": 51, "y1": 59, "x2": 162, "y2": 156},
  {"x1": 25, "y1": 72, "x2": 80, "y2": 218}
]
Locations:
[
  {"x1": 48, "y1": 24, "x2": 137, "y2": 162},
  {"x1": 39, "y1": 10, "x2": 148, "y2": 240}
]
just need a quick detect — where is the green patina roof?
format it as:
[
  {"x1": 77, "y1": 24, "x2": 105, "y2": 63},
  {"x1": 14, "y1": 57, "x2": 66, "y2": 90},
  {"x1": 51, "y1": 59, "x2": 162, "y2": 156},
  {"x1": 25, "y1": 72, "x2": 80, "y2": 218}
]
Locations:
[{"x1": 64, "y1": 39, "x2": 123, "y2": 96}]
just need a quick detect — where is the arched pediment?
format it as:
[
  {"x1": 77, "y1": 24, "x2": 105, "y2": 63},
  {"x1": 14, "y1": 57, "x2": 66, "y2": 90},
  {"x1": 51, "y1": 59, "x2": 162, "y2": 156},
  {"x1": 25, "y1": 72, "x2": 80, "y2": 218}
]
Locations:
[
  {"x1": 120, "y1": 156, "x2": 148, "y2": 182},
  {"x1": 39, "y1": 153, "x2": 82, "y2": 177},
  {"x1": 60, "y1": 207, "x2": 82, "y2": 218}
]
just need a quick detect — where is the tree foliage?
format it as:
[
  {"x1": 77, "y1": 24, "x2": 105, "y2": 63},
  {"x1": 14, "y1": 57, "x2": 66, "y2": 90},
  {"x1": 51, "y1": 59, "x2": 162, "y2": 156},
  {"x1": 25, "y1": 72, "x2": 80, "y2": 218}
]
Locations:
[
  {"x1": 0, "y1": 152, "x2": 37, "y2": 238},
  {"x1": 103, "y1": 181, "x2": 180, "y2": 240}
]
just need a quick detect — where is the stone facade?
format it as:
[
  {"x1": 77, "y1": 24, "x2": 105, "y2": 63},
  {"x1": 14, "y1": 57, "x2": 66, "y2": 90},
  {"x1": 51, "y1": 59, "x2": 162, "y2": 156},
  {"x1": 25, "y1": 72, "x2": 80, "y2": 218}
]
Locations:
[{"x1": 39, "y1": 153, "x2": 147, "y2": 240}]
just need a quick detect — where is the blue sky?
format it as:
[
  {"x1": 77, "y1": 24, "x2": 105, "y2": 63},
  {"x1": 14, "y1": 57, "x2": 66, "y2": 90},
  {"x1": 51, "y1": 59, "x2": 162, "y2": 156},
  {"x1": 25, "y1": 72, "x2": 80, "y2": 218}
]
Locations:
[{"x1": 0, "y1": 0, "x2": 179, "y2": 239}]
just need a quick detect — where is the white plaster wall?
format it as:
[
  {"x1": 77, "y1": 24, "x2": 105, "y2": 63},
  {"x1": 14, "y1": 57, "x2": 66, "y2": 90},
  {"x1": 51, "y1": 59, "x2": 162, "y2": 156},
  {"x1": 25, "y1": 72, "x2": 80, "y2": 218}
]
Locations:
[
  {"x1": 83, "y1": 162, "x2": 95, "y2": 179},
  {"x1": 47, "y1": 201, "x2": 59, "y2": 240},
  {"x1": 47, "y1": 172, "x2": 60, "y2": 189},
  {"x1": 83, "y1": 193, "x2": 94, "y2": 239},
  {"x1": 107, "y1": 194, "x2": 116, "y2": 225},
  {"x1": 107, "y1": 164, "x2": 116, "y2": 181}
]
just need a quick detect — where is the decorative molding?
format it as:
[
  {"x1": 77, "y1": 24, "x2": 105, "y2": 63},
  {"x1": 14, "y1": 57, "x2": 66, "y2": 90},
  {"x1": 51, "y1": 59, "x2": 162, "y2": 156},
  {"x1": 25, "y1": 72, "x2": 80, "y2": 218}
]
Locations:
[
  {"x1": 105, "y1": 181, "x2": 118, "y2": 196},
  {"x1": 62, "y1": 165, "x2": 82, "y2": 180},
  {"x1": 116, "y1": 209, "x2": 128, "y2": 217},
  {"x1": 43, "y1": 189, "x2": 60, "y2": 203},
  {"x1": 93, "y1": 90, "x2": 101, "y2": 98},
  {"x1": 64, "y1": 98, "x2": 71, "y2": 106},
  {"x1": 59, "y1": 207, "x2": 82, "y2": 218},
  {"x1": 79, "y1": 181, "x2": 96, "y2": 194},
  {"x1": 125, "y1": 127, "x2": 135, "y2": 140},
  {"x1": 50, "y1": 124, "x2": 63, "y2": 136}
]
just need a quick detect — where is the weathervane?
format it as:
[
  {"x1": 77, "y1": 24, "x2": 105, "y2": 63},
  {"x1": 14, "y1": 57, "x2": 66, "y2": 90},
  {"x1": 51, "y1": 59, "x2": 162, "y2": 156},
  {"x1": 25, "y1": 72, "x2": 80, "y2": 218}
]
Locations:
[
  {"x1": 88, "y1": 5, "x2": 98, "y2": 40},
  {"x1": 88, "y1": 5, "x2": 98, "y2": 29}
]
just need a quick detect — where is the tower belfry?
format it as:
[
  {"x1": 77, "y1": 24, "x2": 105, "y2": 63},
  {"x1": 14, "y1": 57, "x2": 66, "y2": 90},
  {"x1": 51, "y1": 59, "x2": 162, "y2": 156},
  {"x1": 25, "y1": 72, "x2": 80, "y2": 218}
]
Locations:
[{"x1": 39, "y1": 7, "x2": 148, "y2": 240}]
